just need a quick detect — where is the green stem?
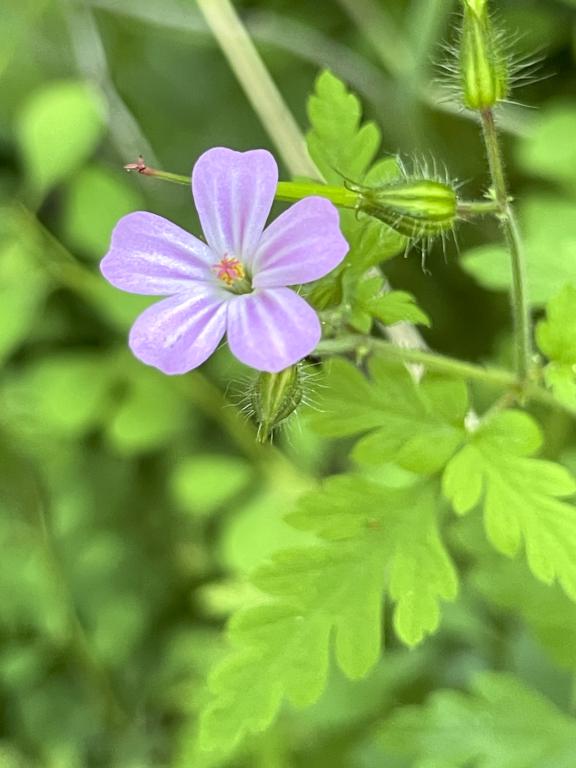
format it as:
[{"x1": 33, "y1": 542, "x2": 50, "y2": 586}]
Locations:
[
  {"x1": 480, "y1": 109, "x2": 532, "y2": 382},
  {"x1": 196, "y1": 0, "x2": 318, "y2": 178},
  {"x1": 315, "y1": 335, "x2": 575, "y2": 418},
  {"x1": 125, "y1": 162, "x2": 500, "y2": 219},
  {"x1": 456, "y1": 199, "x2": 500, "y2": 217},
  {"x1": 275, "y1": 181, "x2": 358, "y2": 208},
  {"x1": 317, "y1": 335, "x2": 516, "y2": 387}
]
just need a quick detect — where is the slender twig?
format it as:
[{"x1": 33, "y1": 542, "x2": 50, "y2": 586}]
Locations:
[
  {"x1": 195, "y1": 0, "x2": 318, "y2": 178},
  {"x1": 315, "y1": 335, "x2": 575, "y2": 418},
  {"x1": 122, "y1": 157, "x2": 501, "y2": 218},
  {"x1": 316, "y1": 335, "x2": 516, "y2": 387},
  {"x1": 480, "y1": 109, "x2": 532, "y2": 382}
]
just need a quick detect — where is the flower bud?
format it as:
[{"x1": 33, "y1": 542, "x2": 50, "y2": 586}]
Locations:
[
  {"x1": 459, "y1": 0, "x2": 508, "y2": 110},
  {"x1": 358, "y1": 179, "x2": 458, "y2": 240},
  {"x1": 251, "y1": 365, "x2": 303, "y2": 442}
]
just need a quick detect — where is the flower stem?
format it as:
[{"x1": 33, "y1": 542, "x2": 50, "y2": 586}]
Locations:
[
  {"x1": 315, "y1": 335, "x2": 575, "y2": 417},
  {"x1": 317, "y1": 335, "x2": 516, "y2": 387},
  {"x1": 196, "y1": 0, "x2": 318, "y2": 178},
  {"x1": 480, "y1": 108, "x2": 532, "y2": 382},
  {"x1": 124, "y1": 159, "x2": 501, "y2": 219},
  {"x1": 456, "y1": 199, "x2": 500, "y2": 217},
  {"x1": 275, "y1": 181, "x2": 358, "y2": 208}
]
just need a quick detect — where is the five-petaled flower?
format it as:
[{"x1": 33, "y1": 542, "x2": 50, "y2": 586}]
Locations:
[{"x1": 100, "y1": 147, "x2": 348, "y2": 374}]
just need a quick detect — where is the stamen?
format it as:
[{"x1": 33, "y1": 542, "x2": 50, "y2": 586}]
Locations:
[{"x1": 214, "y1": 255, "x2": 246, "y2": 285}]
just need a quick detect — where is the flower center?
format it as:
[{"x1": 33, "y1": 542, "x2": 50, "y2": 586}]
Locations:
[{"x1": 213, "y1": 255, "x2": 252, "y2": 294}]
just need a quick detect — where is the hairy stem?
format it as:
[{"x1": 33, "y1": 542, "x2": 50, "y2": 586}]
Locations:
[
  {"x1": 481, "y1": 109, "x2": 532, "y2": 381},
  {"x1": 315, "y1": 335, "x2": 574, "y2": 417},
  {"x1": 124, "y1": 160, "x2": 500, "y2": 218},
  {"x1": 196, "y1": 0, "x2": 318, "y2": 178}
]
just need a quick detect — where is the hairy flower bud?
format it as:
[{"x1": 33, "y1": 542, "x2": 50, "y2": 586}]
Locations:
[
  {"x1": 357, "y1": 179, "x2": 458, "y2": 240},
  {"x1": 251, "y1": 365, "x2": 303, "y2": 442},
  {"x1": 459, "y1": 0, "x2": 509, "y2": 110}
]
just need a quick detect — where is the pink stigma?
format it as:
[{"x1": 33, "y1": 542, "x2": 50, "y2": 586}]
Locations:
[{"x1": 214, "y1": 255, "x2": 245, "y2": 285}]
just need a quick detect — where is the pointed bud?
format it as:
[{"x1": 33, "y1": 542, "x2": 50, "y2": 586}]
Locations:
[
  {"x1": 358, "y1": 179, "x2": 458, "y2": 240},
  {"x1": 459, "y1": 0, "x2": 508, "y2": 110},
  {"x1": 251, "y1": 365, "x2": 303, "y2": 443}
]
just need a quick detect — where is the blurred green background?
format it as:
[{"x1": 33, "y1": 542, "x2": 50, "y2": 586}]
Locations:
[{"x1": 2, "y1": 0, "x2": 576, "y2": 766}]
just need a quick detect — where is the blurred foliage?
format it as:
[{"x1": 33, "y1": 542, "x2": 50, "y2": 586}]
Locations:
[{"x1": 2, "y1": 0, "x2": 576, "y2": 766}]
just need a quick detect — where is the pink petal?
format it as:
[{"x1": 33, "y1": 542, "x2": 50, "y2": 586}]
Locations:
[
  {"x1": 129, "y1": 287, "x2": 228, "y2": 374},
  {"x1": 101, "y1": 212, "x2": 215, "y2": 295},
  {"x1": 192, "y1": 148, "x2": 277, "y2": 263},
  {"x1": 252, "y1": 197, "x2": 349, "y2": 288},
  {"x1": 227, "y1": 287, "x2": 321, "y2": 372}
]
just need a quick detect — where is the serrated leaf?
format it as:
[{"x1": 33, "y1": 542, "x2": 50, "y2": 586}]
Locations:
[
  {"x1": 347, "y1": 280, "x2": 429, "y2": 332},
  {"x1": 379, "y1": 672, "x2": 576, "y2": 768},
  {"x1": 16, "y1": 80, "x2": 106, "y2": 197},
  {"x1": 305, "y1": 71, "x2": 404, "y2": 279},
  {"x1": 344, "y1": 213, "x2": 406, "y2": 274},
  {"x1": 306, "y1": 70, "x2": 380, "y2": 184},
  {"x1": 443, "y1": 410, "x2": 576, "y2": 600},
  {"x1": 368, "y1": 289, "x2": 430, "y2": 327},
  {"x1": 536, "y1": 285, "x2": 576, "y2": 407},
  {"x1": 199, "y1": 478, "x2": 456, "y2": 752},
  {"x1": 309, "y1": 358, "x2": 467, "y2": 474}
]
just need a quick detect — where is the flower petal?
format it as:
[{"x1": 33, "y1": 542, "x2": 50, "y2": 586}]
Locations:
[
  {"x1": 129, "y1": 288, "x2": 228, "y2": 374},
  {"x1": 101, "y1": 212, "x2": 216, "y2": 295},
  {"x1": 192, "y1": 147, "x2": 277, "y2": 263},
  {"x1": 227, "y1": 287, "x2": 321, "y2": 372},
  {"x1": 252, "y1": 197, "x2": 349, "y2": 289}
]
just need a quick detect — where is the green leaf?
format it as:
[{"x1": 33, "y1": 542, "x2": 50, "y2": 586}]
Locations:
[
  {"x1": 305, "y1": 72, "x2": 404, "y2": 282},
  {"x1": 343, "y1": 210, "x2": 406, "y2": 274},
  {"x1": 7, "y1": 353, "x2": 116, "y2": 438},
  {"x1": 536, "y1": 285, "x2": 576, "y2": 407},
  {"x1": 516, "y1": 102, "x2": 576, "y2": 188},
  {"x1": 306, "y1": 70, "x2": 380, "y2": 183},
  {"x1": 105, "y1": 363, "x2": 190, "y2": 455},
  {"x1": 199, "y1": 477, "x2": 456, "y2": 752},
  {"x1": 309, "y1": 358, "x2": 468, "y2": 474},
  {"x1": 347, "y1": 279, "x2": 430, "y2": 332},
  {"x1": 0, "y1": 209, "x2": 48, "y2": 365},
  {"x1": 16, "y1": 80, "x2": 106, "y2": 197},
  {"x1": 443, "y1": 410, "x2": 576, "y2": 600},
  {"x1": 461, "y1": 195, "x2": 576, "y2": 304},
  {"x1": 171, "y1": 455, "x2": 252, "y2": 517},
  {"x1": 472, "y1": 555, "x2": 576, "y2": 672},
  {"x1": 367, "y1": 289, "x2": 430, "y2": 327},
  {"x1": 379, "y1": 672, "x2": 576, "y2": 767},
  {"x1": 62, "y1": 165, "x2": 143, "y2": 259}
]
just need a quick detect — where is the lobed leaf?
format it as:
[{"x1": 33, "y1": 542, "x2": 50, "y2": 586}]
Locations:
[
  {"x1": 309, "y1": 358, "x2": 468, "y2": 474},
  {"x1": 380, "y1": 672, "x2": 576, "y2": 767},
  {"x1": 306, "y1": 69, "x2": 380, "y2": 184},
  {"x1": 536, "y1": 285, "x2": 576, "y2": 407},
  {"x1": 443, "y1": 410, "x2": 576, "y2": 600},
  {"x1": 199, "y1": 477, "x2": 457, "y2": 752}
]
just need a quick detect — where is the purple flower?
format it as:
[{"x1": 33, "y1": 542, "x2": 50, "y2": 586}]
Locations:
[{"x1": 101, "y1": 147, "x2": 348, "y2": 374}]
